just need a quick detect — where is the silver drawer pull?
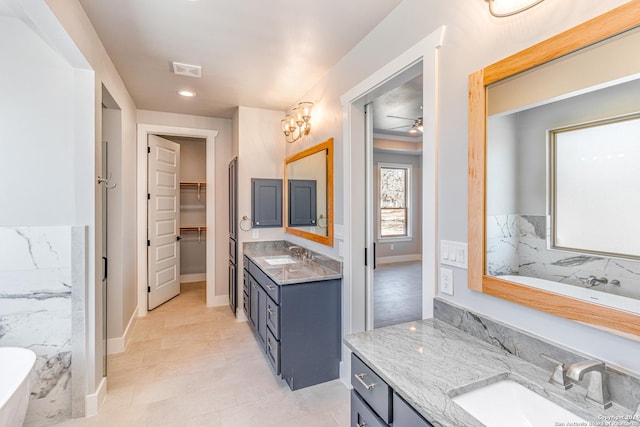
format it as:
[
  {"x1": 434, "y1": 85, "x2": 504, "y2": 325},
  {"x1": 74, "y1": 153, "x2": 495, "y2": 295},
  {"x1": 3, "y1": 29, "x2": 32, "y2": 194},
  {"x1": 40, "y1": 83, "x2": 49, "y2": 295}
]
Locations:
[
  {"x1": 267, "y1": 308, "x2": 274, "y2": 315},
  {"x1": 356, "y1": 422, "x2": 367, "y2": 427},
  {"x1": 354, "y1": 373, "x2": 375, "y2": 390},
  {"x1": 266, "y1": 284, "x2": 276, "y2": 291}
]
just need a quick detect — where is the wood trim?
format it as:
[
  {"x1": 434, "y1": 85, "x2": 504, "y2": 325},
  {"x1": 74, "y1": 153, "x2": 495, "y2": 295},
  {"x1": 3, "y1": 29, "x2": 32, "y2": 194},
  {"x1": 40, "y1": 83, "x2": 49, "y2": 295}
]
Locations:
[
  {"x1": 468, "y1": 1, "x2": 640, "y2": 340},
  {"x1": 284, "y1": 137, "x2": 334, "y2": 246},
  {"x1": 484, "y1": 276, "x2": 640, "y2": 339},
  {"x1": 468, "y1": 70, "x2": 486, "y2": 293},
  {"x1": 484, "y1": 0, "x2": 640, "y2": 85}
]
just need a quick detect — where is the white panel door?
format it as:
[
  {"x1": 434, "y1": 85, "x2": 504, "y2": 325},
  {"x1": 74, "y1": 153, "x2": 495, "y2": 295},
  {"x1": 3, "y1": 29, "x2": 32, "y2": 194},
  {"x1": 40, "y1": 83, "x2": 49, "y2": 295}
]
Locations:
[{"x1": 147, "y1": 135, "x2": 181, "y2": 310}]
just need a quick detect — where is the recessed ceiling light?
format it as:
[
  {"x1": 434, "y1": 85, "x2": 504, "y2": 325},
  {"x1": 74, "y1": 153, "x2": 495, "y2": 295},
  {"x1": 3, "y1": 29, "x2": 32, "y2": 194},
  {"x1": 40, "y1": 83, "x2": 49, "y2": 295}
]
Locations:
[{"x1": 178, "y1": 90, "x2": 195, "y2": 97}]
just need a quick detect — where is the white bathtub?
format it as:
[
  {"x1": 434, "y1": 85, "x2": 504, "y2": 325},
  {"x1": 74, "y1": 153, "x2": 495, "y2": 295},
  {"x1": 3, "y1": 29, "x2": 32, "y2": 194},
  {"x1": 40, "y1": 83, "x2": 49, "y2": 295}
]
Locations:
[
  {"x1": 0, "y1": 347, "x2": 36, "y2": 427},
  {"x1": 499, "y1": 275, "x2": 640, "y2": 315}
]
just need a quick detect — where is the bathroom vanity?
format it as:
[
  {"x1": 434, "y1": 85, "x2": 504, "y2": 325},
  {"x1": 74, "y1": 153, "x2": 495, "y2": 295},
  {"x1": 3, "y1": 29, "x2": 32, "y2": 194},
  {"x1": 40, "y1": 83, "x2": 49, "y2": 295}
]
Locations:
[
  {"x1": 243, "y1": 241, "x2": 342, "y2": 390},
  {"x1": 345, "y1": 300, "x2": 640, "y2": 427}
]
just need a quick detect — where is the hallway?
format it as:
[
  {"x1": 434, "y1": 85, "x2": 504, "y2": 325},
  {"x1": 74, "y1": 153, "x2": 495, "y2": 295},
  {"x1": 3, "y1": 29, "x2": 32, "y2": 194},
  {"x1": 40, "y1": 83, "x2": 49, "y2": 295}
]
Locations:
[{"x1": 59, "y1": 283, "x2": 349, "y2": 426}]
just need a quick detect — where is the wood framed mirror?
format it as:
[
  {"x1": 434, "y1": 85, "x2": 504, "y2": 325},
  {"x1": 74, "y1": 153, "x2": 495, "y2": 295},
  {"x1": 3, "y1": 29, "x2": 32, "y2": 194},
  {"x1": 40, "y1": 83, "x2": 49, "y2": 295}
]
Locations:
[
  {"x1": 284, "y1": 137, "x2": 334, "y2": 246},
  {"x1": 468, "y1": 1, "x2": 640, "y2": 339}
]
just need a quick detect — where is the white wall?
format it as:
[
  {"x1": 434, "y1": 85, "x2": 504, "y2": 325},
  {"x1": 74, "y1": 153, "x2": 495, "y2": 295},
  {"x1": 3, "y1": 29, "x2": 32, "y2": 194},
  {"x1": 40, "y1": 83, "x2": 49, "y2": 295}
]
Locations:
[
  {"x1": 235, "y1": 107, "x2": 286, "y2": 283},
  {"x1": 46, "y1": 0, "x2": 139, "y2": 406},
  {"x1": 136, "y1": 110, "x2": 232, "y2": 296},
  {"x1": 294, "y1": 0, "x2": 640, "y2": 373},
  {"x1": 0, "y1": 17, "x2": 76, "y2": 225}
]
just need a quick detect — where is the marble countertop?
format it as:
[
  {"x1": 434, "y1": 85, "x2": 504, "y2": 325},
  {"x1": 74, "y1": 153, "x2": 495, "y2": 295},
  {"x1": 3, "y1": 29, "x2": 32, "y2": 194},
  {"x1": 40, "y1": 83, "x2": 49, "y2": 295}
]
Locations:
[
  {"x1": 345, "y1": 319, "x2": 636, "y2": 427},
  {"x1": 243, "y1": 241, "x2": 342, "y2": 285}
]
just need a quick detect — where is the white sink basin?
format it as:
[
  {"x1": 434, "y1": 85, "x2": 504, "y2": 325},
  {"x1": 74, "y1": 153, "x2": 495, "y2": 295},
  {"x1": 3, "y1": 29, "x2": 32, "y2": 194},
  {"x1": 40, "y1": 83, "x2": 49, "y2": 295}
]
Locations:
[
  {"x1": 452, "y1": 380, "x2": 587, "y2": 427},
  {"x1": 263, "y1": 256, "x2": 298, "y2": 266}
]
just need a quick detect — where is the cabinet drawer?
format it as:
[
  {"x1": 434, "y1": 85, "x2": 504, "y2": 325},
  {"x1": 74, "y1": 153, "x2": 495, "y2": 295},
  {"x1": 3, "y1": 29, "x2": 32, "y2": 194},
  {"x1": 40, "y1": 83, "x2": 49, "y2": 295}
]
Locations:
[
  {"x1": 243, "y1": 270, "x2": 249, "y2": 294},
  {"x1": 351, "y1": 354, "x2": 392, "y2": 424},
  {"x1": 266, "y1": 329, "x2": 280, "y2": 374},
  {"x1": 351, "y1": 390, "x2": 388, "y2": 427},
  {"x1": 266, "y1": 296, "x2": 280, "y2": 339},
  {"x1": 242, "y1": 291, "x2": 249, "y2": 318},
  {"x1": 393, "y1": 393, "x2": 433, "y2": 427},
  {"x1": 248, "y1": 261, "x2": 280, "y2": 303}
]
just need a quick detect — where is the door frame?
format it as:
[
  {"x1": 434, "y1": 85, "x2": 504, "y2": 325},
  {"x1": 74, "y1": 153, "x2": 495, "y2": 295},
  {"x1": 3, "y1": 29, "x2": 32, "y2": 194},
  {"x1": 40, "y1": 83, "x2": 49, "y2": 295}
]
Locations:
[
  {"x1": 137, "y1": 124, "x2": 218, "y2": 316},
  {"x1": 339, "y1": 26, "x2": 445, "y2": 383}
]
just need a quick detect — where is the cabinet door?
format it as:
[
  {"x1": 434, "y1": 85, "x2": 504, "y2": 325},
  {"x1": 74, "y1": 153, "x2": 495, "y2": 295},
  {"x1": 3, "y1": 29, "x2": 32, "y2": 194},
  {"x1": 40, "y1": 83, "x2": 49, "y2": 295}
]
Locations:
[
  {"x1": 257, "y1": 285, "x2": 267, "y2": 345},
  {"x1": 288, "y1": 179, "x2": 317, "y2": 226},
  {"x1": 228, "y1": 261, "x2": 236, "y2": 314},
  {"x1": 393, "y1": 393, "x2": 433, "y2": 427},
  {"x1": 351, "y1": 390, "x2": 387, "y2": 427},
  {"x1": 251, "y1": 178, "x2": 282, "y2": 228},
  {"x1": 249, "y1": 277, "x2": 259, "y2": 331}
]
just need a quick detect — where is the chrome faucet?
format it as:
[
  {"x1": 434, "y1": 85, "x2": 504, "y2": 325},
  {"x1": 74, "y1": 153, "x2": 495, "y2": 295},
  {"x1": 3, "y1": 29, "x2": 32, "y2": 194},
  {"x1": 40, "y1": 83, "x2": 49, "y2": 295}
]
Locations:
[
  {"x1": 586, "y1": 276, "x2": 608, "y2": 287},
  {"x1": 541, "y1": 354, "x2": 572, "y2": 390},
  {"x1": 566, "y1": 360, "x2": 612, "y2": 409}
]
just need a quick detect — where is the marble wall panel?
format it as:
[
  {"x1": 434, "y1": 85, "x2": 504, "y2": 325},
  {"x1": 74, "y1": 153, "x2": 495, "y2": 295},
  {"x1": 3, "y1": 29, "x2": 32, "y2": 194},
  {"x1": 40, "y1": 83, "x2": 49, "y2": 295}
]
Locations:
[
  {"x1": 0, "y1": 226, "x2": 84, "y2": 426},
  {"x1": 487, "y1": 214, "x2": 640, "y2": 301}
]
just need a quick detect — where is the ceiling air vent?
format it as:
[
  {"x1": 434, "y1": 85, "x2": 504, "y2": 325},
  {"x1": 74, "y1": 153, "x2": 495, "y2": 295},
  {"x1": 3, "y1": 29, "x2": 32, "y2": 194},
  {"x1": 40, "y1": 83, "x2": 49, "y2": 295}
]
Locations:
[{"x1": 172, "y1": 62, "x2": 202, "y2": 78}]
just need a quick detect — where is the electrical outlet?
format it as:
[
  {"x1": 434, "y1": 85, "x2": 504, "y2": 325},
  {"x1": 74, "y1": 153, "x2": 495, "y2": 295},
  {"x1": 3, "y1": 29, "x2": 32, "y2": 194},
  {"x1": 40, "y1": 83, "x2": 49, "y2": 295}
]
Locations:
[
  {"x1": 440, "y1": 268, "x2": 454, "y2": 295},
  {"x1": 252, "y1": 229, "x2": 259, "y2": 238},
  {"x1": 390, "y1": 244, "x2": 394, "y2": 251}
]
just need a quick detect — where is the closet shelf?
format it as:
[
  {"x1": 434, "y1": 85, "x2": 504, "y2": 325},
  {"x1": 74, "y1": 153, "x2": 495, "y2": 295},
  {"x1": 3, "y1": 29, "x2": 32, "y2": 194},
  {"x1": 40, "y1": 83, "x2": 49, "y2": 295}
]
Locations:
[
  {"x1": 180, "y1": 226, "x2": 206, "y2": 243},
  {"x1": 180, "y1": 182, "x2": 207, "y2": 188},
  {"x1": 180, "y1": 226, "x2": 207, "y2": 232}
]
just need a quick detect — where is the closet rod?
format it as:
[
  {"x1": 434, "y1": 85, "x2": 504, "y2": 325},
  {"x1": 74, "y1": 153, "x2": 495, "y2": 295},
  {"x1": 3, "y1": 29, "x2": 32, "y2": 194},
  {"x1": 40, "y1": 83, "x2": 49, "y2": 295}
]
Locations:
[{"x1": 179, "y1": 226, "x2": 206, "y2": 243}]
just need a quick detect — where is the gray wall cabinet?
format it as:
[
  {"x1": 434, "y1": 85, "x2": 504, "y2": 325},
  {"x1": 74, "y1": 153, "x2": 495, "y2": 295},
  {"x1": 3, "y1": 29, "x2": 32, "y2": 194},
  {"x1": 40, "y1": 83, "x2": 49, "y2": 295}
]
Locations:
[
  {"x1": 351, "y1": 353, "x2": 433, "y2": 427},
  {"x1": 251, "y1": 178, "x2": 282, "y2": 228},
  {"x1": 243, "y1": 255, "x2": 341, "y2": 390},
  {"x1": 288, "y1": 179, "x2": 317, "y2": 226}
]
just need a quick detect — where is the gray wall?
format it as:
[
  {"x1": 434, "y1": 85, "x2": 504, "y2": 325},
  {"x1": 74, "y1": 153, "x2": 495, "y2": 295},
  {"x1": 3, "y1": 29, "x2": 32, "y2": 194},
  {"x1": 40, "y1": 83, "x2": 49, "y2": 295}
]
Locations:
[
  {"x1": 293, "y1": 0, "x2": 640, "y2": 374},
  {"x1": 488, "y1": 76, "x2": 640, "y2": 217}
]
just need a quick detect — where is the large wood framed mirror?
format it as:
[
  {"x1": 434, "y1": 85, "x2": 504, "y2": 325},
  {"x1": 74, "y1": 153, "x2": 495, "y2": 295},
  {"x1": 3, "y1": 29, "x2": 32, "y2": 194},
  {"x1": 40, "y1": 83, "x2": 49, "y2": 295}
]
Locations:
[
  {"x1": 284, "y1": 137, "x2": 334, "y2": 246},
  {"x1": 468, "y1": 1, "x2": 640, "y2": 339}
]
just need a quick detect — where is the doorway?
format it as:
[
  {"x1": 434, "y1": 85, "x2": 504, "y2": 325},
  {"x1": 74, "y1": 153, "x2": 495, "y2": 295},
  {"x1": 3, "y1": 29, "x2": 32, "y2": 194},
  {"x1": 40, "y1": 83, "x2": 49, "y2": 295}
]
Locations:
[
  {"x1": 100, "y1": 85, "x2": 122, "y2": 374},
  {"x1": 339, "y1": 26, "x2": 444, "y2": 381},
  {"x1": 136, "y1": 125, "x2": 218, "y2": 317},
  {"x1": 363, "y1": 71, "x2": 425, "y2": 329}
]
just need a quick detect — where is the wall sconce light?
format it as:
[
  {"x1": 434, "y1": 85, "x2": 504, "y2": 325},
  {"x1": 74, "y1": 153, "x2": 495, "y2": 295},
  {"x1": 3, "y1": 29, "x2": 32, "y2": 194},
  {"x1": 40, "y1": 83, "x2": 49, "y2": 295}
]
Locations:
[
  {"x1": 281, "y1": 102, "x2": 313, "y2": 143},
  {"x1": 485, "y1": 0, "x2": 545, "y2": 17}
]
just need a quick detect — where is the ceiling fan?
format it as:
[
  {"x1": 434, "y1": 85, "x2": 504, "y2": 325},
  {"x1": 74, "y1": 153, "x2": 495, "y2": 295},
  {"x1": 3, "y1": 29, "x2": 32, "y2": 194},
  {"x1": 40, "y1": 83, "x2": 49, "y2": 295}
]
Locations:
[{"x1": 386, "y1": 115, "x2": 424, "y2": 134}]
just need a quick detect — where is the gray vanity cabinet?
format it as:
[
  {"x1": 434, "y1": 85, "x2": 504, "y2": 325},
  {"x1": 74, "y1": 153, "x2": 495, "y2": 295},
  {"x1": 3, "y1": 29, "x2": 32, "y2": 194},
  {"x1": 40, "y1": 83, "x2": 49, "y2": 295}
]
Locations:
[
  {"x1": 351, "y1": 353, "x2": 433, "y2": 427},
  {"x1": 243, "y1": 255, "x2": 341, "y2": 391}
]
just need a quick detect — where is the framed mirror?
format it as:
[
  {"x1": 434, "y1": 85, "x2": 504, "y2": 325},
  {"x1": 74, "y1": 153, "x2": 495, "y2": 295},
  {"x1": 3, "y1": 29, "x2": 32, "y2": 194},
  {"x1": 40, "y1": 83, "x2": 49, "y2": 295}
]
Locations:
[
  {"x1": 284, "y1": 138, "x2": 334, "y2": 246},
  {"x1": 468, "y1": 1, "x2": 640, "y2": 339}
]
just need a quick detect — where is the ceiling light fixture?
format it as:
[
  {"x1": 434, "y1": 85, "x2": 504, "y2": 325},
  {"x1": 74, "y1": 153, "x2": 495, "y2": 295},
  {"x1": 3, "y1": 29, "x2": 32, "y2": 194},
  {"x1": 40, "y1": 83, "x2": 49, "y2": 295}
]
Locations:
[
  {"x1": 178, "y1": 90, "x2": 196, "y2": 97},
  {"x1": 485, "y1": 0, "x2": 545, "y2": 17},
  {"x1": 409, "y1": 118, "x2": 424, "y2": 134},
  {"x1": 281, "y1": 102, "x2": 314, "y2": 143}
]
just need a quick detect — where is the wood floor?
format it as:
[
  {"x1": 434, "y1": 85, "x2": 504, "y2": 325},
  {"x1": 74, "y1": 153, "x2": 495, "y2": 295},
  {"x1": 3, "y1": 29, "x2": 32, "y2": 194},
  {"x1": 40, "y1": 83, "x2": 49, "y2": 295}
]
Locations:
[
  {"x1": 58, "y1": 282, "x2": 349, "y2": 427},
  {"x1": 374, "y1": 262, "x2": 422, "y2": 329}
]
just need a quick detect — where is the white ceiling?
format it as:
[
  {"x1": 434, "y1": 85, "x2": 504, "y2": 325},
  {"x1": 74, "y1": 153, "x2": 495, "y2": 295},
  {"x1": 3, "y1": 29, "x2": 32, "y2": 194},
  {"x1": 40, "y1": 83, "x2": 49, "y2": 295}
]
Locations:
[
  {"x1": 78, "y1": 0, "x2": 403, "y2": 118},
  {"x1": 372, "y1": 74, "x2": 423, "y2": 138}
]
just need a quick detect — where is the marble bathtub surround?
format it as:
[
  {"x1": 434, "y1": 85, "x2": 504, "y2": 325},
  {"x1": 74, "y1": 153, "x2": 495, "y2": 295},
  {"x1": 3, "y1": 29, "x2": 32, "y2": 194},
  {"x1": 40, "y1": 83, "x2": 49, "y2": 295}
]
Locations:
[
  {"x1": 243, "y1": 241, "x2": 342, "y2": 285},
  {"x1": 486, "y1": 214, "x2": 640, "y2": 301},
  {"x1": 345, "y1": 317, "x2": 638, "y2": 427},
  {"x1": 434, "y1": 298, "x2": 640, "y2": 412},
  {"x1": 0, "y1": 226, "x2": 86, "y2": 426}
]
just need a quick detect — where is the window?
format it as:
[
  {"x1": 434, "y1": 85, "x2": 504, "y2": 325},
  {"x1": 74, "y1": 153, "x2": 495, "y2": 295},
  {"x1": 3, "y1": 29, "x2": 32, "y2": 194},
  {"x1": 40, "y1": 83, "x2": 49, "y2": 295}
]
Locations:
[{"x1": 379, "y1": 164, "x2": 410, "y2": 238}]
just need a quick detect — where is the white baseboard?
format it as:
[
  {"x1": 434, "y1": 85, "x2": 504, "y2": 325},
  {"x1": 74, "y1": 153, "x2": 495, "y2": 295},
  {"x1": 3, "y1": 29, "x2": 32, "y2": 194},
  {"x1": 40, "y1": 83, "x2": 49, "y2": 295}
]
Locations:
[
  {"x1": 106, "y1": 307, "x2": 137, "y2": 355},
  {"x1": 85, "y1": 377, "x2": 107, "y2": 417},
  {"x1": 236, "y1": 310, "x2": 248, "y2": 322},
  {"x1": 181, "y1": 273, "x2": 206, "y2": 283},
  {"x1": 209, "y1": 294, "x2": 229, "y2": 307},
  {"x1": 376, "y1": 254, "x2": 422, "y2": 265}
]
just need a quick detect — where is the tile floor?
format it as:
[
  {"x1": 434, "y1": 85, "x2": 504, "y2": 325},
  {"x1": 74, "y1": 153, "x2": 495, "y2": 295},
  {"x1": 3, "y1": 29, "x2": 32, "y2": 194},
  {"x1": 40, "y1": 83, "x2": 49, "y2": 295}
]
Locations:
[
  {"x1": 58, "y1": 282, "x2": 350, "y2": 427},
  {"x1": 374, "y1": 262, "x2": 422, "y2": 329}
]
